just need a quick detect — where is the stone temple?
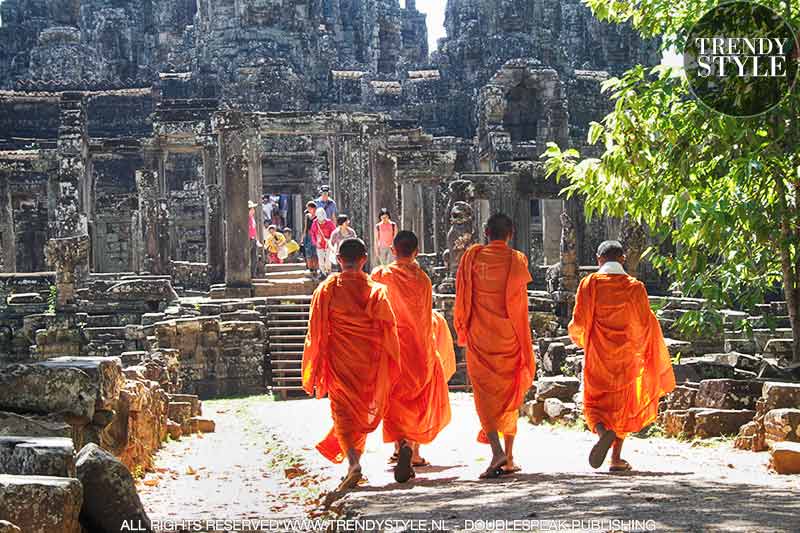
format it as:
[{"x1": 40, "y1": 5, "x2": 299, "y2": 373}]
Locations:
[{"x1": 2, "y1": 2, "x2": 798, "y2": 530}]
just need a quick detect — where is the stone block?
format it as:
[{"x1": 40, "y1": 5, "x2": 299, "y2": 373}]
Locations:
[
  {"x1": 75, "y1": 444, "x2": 152, "y2": 533},
  {"x1": 190, "y1": 417, "x2": 215, "y2": 433},
  {"x1": 0, "y1": 436, "x2": 75, "y2": 477},
  {"x1": 673, "y1": 357, "x2": 735, "y2": 383},
  {"x1": 764, "y1": 409, "x2": 800, "y2": 444},
  {"x1": 665, "y1": 338, "x2": 693, "y2": 357},
  {"x1": 764, "y1": 339, "x2": 795, "y2": 359},
  {"x1": 167, "y1": 402, "x2": 192, "y2": 427},
  {"x1": 0, "y1": 474, "x2": 82, "y2": 533},
  {"x1": 661, "y1": 410, "x2": 695, "y2": 438},
  {"x1": 168, "y1": 394, "x2": 202, "y2": 417},
  {"x1": 0, "y1": 521, "x2": 20, "y2": 533},
  {"x1": 763, "y1": 382, "x2": 800, "y2": 411},
  {"x1": 541, "y1": 342, "x2": 566, "y2": 376},
  {"x1": 543, "y1": 398, "x2": 576, "y2": 420},
  {"x1": 166, "y1": 419, "x2": 182, "y2": 440},
  {"x1": 734, "y1": 420, "x2": 766, "y2": 452},
  {"x1": 770, "y1": 442, "x2": 800, "y2": 474},
  {"x1": 0, "y1": 411, "x2": 72, "y2": 439},
  {"x1": 695, "y1": 379, "x2": 763, "y2": 410},
  {"x1": 692, "y1": 408, "x2": 755, "y2": 438},
  {"x1": 7, "y1": 292, "x2": 43, "y2": 304},
  {"x1": 535, "y1": 376, "x2": 580, "y2": 401},
  {"x1": 663, "y1": 385, "x2": 698, "y2": 410},
  {"x1": 0, "y1": 363, "x2": 105, "y2": 422},
  {"x1": 521, "y1": 400, "x2": 546, "y2": 425}
]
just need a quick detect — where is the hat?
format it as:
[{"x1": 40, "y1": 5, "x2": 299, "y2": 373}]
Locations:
[
  {"x1": 248, "y1": 201, "x2": 258, "y2": 209},
  {"x1": 319, "y1": 185, "x2": 330, "y2": 193}
]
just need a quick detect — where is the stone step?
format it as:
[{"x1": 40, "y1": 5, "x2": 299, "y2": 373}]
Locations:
[
  {"x1": 268, "y1": 328, "x2": 308, "y2": 336},
  {"x1": 258, "y1": 270, "x2": 313, "y2": 280},
  {"x1": 269, "y1": 360, "x2": 303, "y2": 366},
  {"x1": 269, "y1": 343, "x2": 305, "y2": 352},
  {"x1": 266, "y1": 321, "x2": 308, "y2": 329},
  {"x1": 270, "y1": 367, "x2": 302, "y2": 376},
  {"x1": 266, "y1": 295, "x2": 313, "y2": 302},
  {"x1": 266, "y1": 304, "x2": 311, "y2": 312},
  {"x1": 271, "y1": 376, "x2": 303, "y2": 384},
  {"x1": 263, "y1": 263, "x2": 310, "y2": 273},
  {"x1": 268, "y1": 335, "x2": 306, "y2": 342}
]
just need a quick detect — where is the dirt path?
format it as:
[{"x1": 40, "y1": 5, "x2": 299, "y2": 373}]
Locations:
[{"x1": 140, "y1": 394, "x2": 800, "y2": 532}]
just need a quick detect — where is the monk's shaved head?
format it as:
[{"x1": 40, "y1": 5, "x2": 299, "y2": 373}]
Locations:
[
  {"x1": 486, "y1": 213, "x2": 514, "y2": 242},
  {"x1": 597, "y1": 240, "x2": 625, "y2": 262},
  {"x1": 393, "y1": 231, "x2": 418, "y2": 258},
  {"x1": 338, "y1": 238, "x2": 368, "y2": 268}
]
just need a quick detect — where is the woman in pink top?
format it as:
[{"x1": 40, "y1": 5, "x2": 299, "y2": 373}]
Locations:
[
  {"x1": 310, "y1": 207, "x2": 336, "y2": 277},
  {"x1": 374, "y1": 208, "x2": 398, "y2": 266}
]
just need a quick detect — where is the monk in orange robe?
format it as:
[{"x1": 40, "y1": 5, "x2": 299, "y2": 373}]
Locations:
[
  {"x1": 455, "y1": 213, "x2": 535, "y2": 479},
  {"x1": 371, "y1": 231, "x2": 456, "y2": 483},
  {"x1": 569, "y1": 240, "x2": 676, "y2": 472},
  {"x1": 302, "y1": 238, "x2": 401, "y2": 490}
]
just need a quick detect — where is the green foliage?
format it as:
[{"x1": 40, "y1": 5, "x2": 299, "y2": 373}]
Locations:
[
  {"x1": 543, "y1": 1, "x2": 800, "y2": 359},
  {"x1": 673, "y1": 307, "x2": 724, "y2": 341},
  {"x1": 47, "y1": 285, "x2": 56, "y2": 314}
]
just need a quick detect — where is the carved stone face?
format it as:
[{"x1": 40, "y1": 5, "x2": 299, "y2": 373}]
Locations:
[{"x1": 450, "y1": 201, "x2": 473, "y2": 226}]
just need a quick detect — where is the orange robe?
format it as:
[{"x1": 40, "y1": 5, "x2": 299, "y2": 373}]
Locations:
[
  {"x1": 371, "y1": 259, "x2": 454, "y2": 444},
  {"x1": 568, "y1": 272, "x2": 676, "y2": 437},
  {"x1": 302, "y1": 271, "x2": 401, "y2": 463},
  {"x1": 454, "y1": 241, "x2": 535, "y2": 442}
]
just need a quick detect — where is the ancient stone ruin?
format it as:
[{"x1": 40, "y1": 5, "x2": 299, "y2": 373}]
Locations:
[{"x1": 0, "y1": 0, "x2": 798, "y2": 530}]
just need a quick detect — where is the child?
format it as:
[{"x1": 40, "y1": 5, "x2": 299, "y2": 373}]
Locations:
[
  {"x1": 310, "y1": 208, "x2": 336, "y2": 277},
  {"x1": 283, "y1": 228, "x2": 301, "y2": 263},
  {"x1": 264, "y1": 224, "x2": 287, "y2": 265},
  {"x1": 374, "y1": 208, "x2": 397, "y2": 266},
  {"x1": 329, "y1": 214, "x2": 357, "y2": 271}
]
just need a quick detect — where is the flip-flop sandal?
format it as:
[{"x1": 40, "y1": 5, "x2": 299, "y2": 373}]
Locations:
[
  {"x1": 499, "y1": 466, "x2": 522, "y2": 476},
  {"x1": 394, "y1": 444, "x2": 415, "y2": 483},
  {"x1": 589, "y1": 430, "x2": 617, "y2": 469},
  {"x1": 388, "y1": 453, "x2": 399, "y2": 464},
  {"x1": 412, "y1": 459, "x2": 431, "y2": 467},
  {"x1": 609, "y1": 460, "x2": 632, "y2": 473},
  {"x1": 336, "y1": 469, "x2": 363, "y2": 492},
  {"x1": 479, "y1": 458, "x2": 508, "y2": 480}
]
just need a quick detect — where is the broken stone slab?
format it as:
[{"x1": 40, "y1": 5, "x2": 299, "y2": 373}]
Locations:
[
  {"x1": 764, "y1": 409, "x2": 800, "y2": 444},
  {"x1": 189, "y1": 417, "x2": 215, "y2": 433},
  {"x1": 6, "y1": 292, "x2": 44, "y2": 304},
  {"x1": 710, "y1": 352, "x2": 762, "y2": 373},
  {"x1": 543, "y1": 398, "x2": 576, "y2": 420},
  {"x1": 541, "y1": 342, "x2": 567, "y2": 376},
  {"x1": 663, "y1": 385, "x2": 698, "y2": 410},
  {"x1": 695, "y1": 379, "x2": 763, "y2": 410},
  {"x1": 0, "y1": 474, "x2": 82, "y2": 533},
  {"x1": 0, "y1": 436, "x2": 75, "y2": 477},
  {"x1": 0, "y1": 364, "x2": 99, "y2": 422},
  {"x1": 763, "y1": 382, "x2": 800, "y2": 411},
  {"x1": 105, "y1": 279, "x2": 178, "y2": 303},
  {"x1": 0, "y1": 521, "x2": 20, "y2": 533},
  {"x1": 661, "y1": 410, "x2": 695, "y2": 438},
  {"x1": 734, "y1": 420, "x2": 767, "y2": 452},
  {"x1": 166, "y1": 420, "x2": 182, "y2": 440},
  {"x1": 770, "y1": 442, "x2": 800, "y2": 474},
  {"x1": 723, "y1": 339, "x2": 757, "y2": 355},
  {"x1": 764, "y1": 339, "x2": 795, "y2": 359},
  {"x1": 535, "y1": 376, "x2": 580, "y2": 401},
  {"x1": 0, "y1": 411, "x2": 73, "y2": 439},
  {"x1": 167, "y1": 402, "x2": 193, "y2": 429},
  {"x1": 673, "y1": 357, "x2": 736, "y2": 383},
  {"x1": 75, "y1": 443, "x2": 152, "y2": 533},
  {"x1": 665, "y1": 338, "x2": 694, "y2": 358},
  {"x1": 168, "y1": 394, "x2": 202, "y2": 417},
  {"x1": 692, "y1": 408, "x2": 755, "y2": 438},
  {"x1": 38, "y1": 357, "x2": 124, "y2": 412},
  {"x1": 521, "y1": 400, "x2": 546, "y2": 425}
]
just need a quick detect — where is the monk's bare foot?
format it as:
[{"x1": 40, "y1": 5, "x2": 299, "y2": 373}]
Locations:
[
  {"x1": 589, "y1": 424, "x2": 617, "y2": 469},
  {"x1": 324, "y1": 464, "x2": 363, "y2": 508},
  {"x1": 609, "y1": 459, "x2": 632, "y2": 472},
  {"x1": 479, "y1": 454, "x2": 508, "y2": 479}
]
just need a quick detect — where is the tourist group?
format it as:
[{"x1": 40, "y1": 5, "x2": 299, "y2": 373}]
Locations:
[
  {"x1": 301, "y1": 213, "x2": 677, "y2": 494},
  {"x1": 247, "y1": 185, "x2": 400, "y2": 280}
]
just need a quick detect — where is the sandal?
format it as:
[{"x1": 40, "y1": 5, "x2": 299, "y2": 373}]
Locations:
[
  {"x1": 479, "y1": 457, "x2": 508, "y2": 480},
  {"x1": 388, "y1": 452, "x2": 399, "y2": 464},
  {"x1": 589, "y1": 429, "x2": 617, "y2": 469},
  {"x1": 499, "y1": 466, "x2": 522, "y2": 476},
  {"x1": 412, "y1": 459, "x2": 431, "y2": 467},
  {"x1": 609, "y1": 460, "x2": 632, "y2": 473},
  {"x1": 394, "y1": 443, "x2": 415, "y2": 483}
]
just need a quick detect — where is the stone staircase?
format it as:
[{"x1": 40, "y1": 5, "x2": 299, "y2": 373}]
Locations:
[
  {"x1": 253, "y1": 263, "x2": 317, "y2": 298},
  {"x1": 266, "y1": 295, "x2": 312, "y2": 400}
]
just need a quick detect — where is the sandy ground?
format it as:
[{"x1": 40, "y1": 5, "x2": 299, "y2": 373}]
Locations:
[{"x1": 139, "y1": 394, "x2": 800, "y2": 532}]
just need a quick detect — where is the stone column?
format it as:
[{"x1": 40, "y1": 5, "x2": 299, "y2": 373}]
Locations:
[
  {"x1": 136, "y1": 151, "x2": 170, "y2": 276},
  {"x1": 51, "y1": 92, "x2": 89, "y2": 240},
  {"x1": 554, "y1": 209, "x2": 578, "y2": 326},
  {"x1": 541, "y1": 199, "x2": 563, "y2": 265},
  {"x1": 0, "y1": 171, "x2": 16, "y2": 273},
  {"x1": 44, "y1": 234, "x2": 90, "y2": 312},
  {"x1": 620, "y1": 214, "x2": 647, "y2": 279},
  {"x1": 202, "y1": 140, "x2": 225, "y2": 283},
  {"x1": 437, "y1": 180, "x2": 475, "y2": 294},
  {"x1": 220, "y1": 116, "x2": 253, "y2": 297}
]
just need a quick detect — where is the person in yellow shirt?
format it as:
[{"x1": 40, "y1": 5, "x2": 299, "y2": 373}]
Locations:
[
  {"x1": 264, "y1": 224, "x2": 287, "y2": 264},
  {"x1": 283, "y1": 227, "x2": 301, "y2": 263}
]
